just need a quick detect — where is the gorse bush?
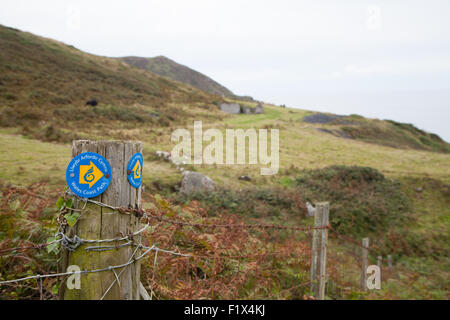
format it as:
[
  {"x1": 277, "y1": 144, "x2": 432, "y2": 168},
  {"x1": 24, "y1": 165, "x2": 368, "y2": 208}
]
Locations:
[{"x1": 295, "y1": 165, "x2": 412, "y2": 237}]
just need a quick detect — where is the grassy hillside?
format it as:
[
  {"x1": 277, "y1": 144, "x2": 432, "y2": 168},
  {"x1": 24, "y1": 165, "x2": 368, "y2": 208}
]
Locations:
[
  {"x1": 0, "y1": 24, "x2": 225, "y2": 142},
  {"x1": 302, "y1": 113, "x2": 449, "y2": 153}
]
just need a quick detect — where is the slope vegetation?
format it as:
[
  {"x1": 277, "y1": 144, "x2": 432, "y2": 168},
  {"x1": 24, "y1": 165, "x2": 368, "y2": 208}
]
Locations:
[
  {"x1": 0, "y1": 24, "x2": 222, "y2": 141},
  {"x1": 303, "y1": 113, "x2": 450, "y2": 153}
]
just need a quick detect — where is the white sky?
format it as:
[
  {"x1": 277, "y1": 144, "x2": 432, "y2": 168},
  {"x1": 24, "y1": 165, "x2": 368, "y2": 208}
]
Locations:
[{"x1": 1, "y1": 0, "x2": 450, "y2": 141}]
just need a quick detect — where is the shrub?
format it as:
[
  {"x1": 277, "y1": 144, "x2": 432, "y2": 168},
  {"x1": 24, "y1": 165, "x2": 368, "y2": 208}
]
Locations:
[{"x1": 295, "y1": 166, "x2": 412, "y2": 237}]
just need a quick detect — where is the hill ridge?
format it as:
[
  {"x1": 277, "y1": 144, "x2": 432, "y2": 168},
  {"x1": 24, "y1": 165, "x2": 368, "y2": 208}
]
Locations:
[{"x1": 119, "y1": 55, "x2": 246, "y2": 99}]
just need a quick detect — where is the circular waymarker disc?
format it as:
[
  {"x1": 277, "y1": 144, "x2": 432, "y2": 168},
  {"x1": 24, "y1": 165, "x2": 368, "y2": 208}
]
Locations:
[
  {"x1": 127, "y1": 152, "x2": 143, "y2": 188},
  {"x1": 66, "y1": 152, "x2": 112, "y2": 198}
]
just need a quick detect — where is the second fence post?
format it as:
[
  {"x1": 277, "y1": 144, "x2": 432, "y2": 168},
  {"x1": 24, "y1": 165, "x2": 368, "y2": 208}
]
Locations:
[
  {"x1": 310, "y1": 202, "x2": 329, "y2": 300},
  {"x1": 377, "y1": 256, "x2": 382, "y2": 280},
  {"x1": 318, "y1": 202, "x2": 329, "y2": 300},
  {"x1": 61, "y1": 140, "x2": 143, "y2": 300},
  {"x1": 387, "y1": 255, "x2": 392, "y2": 274}
]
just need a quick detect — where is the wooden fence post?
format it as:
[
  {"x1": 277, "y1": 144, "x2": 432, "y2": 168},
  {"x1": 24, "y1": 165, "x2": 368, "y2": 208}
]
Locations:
[
  {"x1": 310, "y1": 202, "x2": 329, "y2": 300},
  {"x1": 377, "y1": 256, "x2": 382, "y2": 279},
  {"x1": 309, "y1": 206, "x2": 320, "y2": 296},
  {"x1": 61, "y1": 140, "x2": 143, "y2": 300},
  {"x1": 361, "y1": 237, "x2": 369, "y2": 292},
  {"x1": 318, "y1": 202, "x2": 329, "y2": 300}
]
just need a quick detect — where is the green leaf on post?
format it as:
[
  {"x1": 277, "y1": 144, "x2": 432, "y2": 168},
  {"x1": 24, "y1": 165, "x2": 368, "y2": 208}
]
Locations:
[
  {"x1": 46, "y1": 237, "x2": 60, "y2": 254},
  {"x1": 65, "y1": 212, "x2": 80, "y2": 227},
  {"x1": 56, "y1": 197, "x2": 64, "y2": 210},
  {"x1": 52, "y1": 283, "x2": 59, "y2": 295}
]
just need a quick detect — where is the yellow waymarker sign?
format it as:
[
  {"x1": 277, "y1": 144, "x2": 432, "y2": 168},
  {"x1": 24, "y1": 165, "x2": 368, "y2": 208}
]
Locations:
[
  {"x1": 133, "y1": 160, "x2": 142, "y2": 179},
  {"x1": 79, "y1": 161, "x2": 104, "y2": 188}
]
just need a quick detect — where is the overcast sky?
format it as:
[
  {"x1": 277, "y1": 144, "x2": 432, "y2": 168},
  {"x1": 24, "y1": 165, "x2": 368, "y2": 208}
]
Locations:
[{"x1": 1, "y1": 0, "x2": 450, "y2": 141}]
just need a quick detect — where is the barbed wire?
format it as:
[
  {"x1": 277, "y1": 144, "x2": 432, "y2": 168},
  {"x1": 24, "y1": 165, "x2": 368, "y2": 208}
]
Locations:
[
  {"x1": 66, "y1": 191, "x2": 328, "y2": 232},
  {"x1": 144, "y1": 211, "x2": 328, "y2": 232},
  {"x1": 0, "y1": 189, "x2": 386, "y2": 297},
  {"x1": 1, "y1": 200, "x2": 380, "y2": 265},
  {"x1": 100, "y1": 245, "x2": 141, "y2": 300},
  {"x1": 0, "y1": 221, "x2": 150, "y2": 256},
  {"x1": 0, "y1": 243, "x2": 190, "y2": 286},
  {"x1": 0, "y1": 236, "x2": 312, "y2": 288},
  {"x1": 2, "y1": 196, "x2": 368, "y2": 262},
  {"x1": 0, "y1": 237, "x2": 62, "y2": 255},
  {"x1": 1, "y1": 230, "x2": 311, "y2": 262},
  {"x1": 58, "y1": 221, "x2": 150, "y2": 252}
]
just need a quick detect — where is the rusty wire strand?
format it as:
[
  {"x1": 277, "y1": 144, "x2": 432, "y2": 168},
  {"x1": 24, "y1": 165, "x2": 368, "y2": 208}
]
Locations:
[
  {"x1": 0, "y1": 244, "x2": 189, "y2": 285},
  {"x1": 66, "y1": 191, "x2": 329, "y2": 232}
]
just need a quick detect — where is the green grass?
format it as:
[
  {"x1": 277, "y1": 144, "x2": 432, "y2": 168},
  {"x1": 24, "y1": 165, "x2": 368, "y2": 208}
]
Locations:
[
  {"x1": 340, "y1": 120, "x2": 450, "y2": 153},
  {"x1": 0, "y1": 130, "x2": 70, "y2": 185}
]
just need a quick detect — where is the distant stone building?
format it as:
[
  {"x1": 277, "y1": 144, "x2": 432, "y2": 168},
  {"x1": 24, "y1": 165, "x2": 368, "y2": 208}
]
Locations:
[
  {"x1": 219, "y1": 103, "x2": 241, "y2": 114},
  {"x1": 218, "y1": 102, "x2": 264, "y2": 115},
  {"x1": 254, "y1": 102, "x2": 264, "y2": 114},
  {"x1": 241, "y1": 106, "x2": 252, "y2": 114}
]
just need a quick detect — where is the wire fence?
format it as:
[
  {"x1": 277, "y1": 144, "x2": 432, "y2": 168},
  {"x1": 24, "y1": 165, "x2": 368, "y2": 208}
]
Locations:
[{"x1": 0, "y1": 187, "x2": 391, "y2": 300}]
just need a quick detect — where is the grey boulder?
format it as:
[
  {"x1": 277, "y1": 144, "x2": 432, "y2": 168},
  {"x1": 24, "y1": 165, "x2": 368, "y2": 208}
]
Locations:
[{"x1": 180, "y1": 171, "x2": 216, "y2": 194}]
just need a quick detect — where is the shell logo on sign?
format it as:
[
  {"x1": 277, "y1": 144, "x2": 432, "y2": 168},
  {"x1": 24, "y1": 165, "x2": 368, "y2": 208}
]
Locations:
[
  {"x1": 133, "y1": 160, "x2": 141, "y2": 179},
  {"x1": 127, "y1": 152, "x2": 143, "y2": 189},
  {"x1": 79, "y1": 161, "x2": 104, "y2": 188}
]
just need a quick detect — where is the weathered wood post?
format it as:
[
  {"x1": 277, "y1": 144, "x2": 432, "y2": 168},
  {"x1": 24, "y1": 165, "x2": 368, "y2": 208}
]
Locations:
[
  {"x1": 61, "y1": 140, "x2": 143, "y2": 300},
  {"x1": 310, "y1": 202, "x2": 329, "y2": 300},
  {"x1": 387, "y1": 255, "x2": 392, "y2": 274},
  {"x1": 377, "y1": 256, "x2": 382, "y2": 280},
  {"x1": 318, "y1": 203, "x2": 329, "y2": 300},
  {"x1": 309, "y1": 206, "x2": 321, "y2": 295},
  {"x1": 361, "y1": 237, "x2": 369, "y2": 292}
]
